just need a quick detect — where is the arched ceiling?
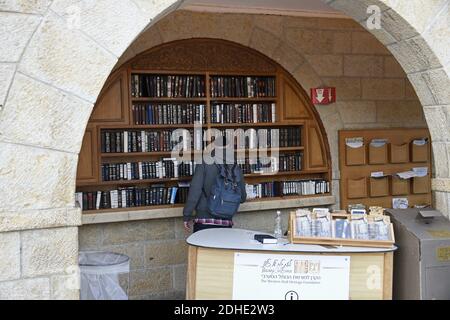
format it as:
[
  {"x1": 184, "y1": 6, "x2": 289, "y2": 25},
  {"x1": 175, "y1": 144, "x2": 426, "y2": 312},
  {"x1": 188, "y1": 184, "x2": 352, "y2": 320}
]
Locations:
[{"x1": 181, "y1": 0, "x2": 349, "y2": 18}]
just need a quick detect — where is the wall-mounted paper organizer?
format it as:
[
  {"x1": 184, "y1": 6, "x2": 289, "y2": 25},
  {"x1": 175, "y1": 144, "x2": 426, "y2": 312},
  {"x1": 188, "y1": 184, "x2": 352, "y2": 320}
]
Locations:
[
  {"x1": 412, "y1": 174, "x2": 431, "y2": 194},
  {"x1": 345, "y1": 137, "x2": 366, "y2": 166},
  {"x1": 390, "y1": 143, "x2": 409, "y2": 163},
  {"x1": 369, "y1": 139, "x2": 388, "y2": 164},
  {"x1": 339, "y1": 129, "x2": 432, "y2": 210},
  {"x1": 370, "y1": 176, "x2": 389, "y2": 197},
  {"x1": 411, "y1": 138, "x2": 429, "y2": 163},
  {"x1": 391, "y1": 175, "x2": 409, "y2": 195},
  {"x1": 347, "y1": 177, "x2": 367, "y2": 199}
]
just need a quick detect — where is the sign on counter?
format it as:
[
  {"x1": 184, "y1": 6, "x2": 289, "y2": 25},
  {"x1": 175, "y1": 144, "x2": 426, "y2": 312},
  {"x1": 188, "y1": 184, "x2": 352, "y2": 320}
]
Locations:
[{"x1": 232, "y1": 252, "x2": 350, "y2": 300}]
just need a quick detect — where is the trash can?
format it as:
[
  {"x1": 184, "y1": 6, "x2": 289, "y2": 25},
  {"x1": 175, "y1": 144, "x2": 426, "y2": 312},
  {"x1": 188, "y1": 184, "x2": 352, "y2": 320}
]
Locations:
[{"x1": 79, "y1": 251, "x2": 130, "y2": 300}]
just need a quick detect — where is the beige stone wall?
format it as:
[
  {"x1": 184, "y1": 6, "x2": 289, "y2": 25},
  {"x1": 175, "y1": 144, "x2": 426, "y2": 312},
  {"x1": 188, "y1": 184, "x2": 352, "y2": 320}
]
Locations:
[{"x1": 0, "y1": 0, "x2": 180, "y2": 300}]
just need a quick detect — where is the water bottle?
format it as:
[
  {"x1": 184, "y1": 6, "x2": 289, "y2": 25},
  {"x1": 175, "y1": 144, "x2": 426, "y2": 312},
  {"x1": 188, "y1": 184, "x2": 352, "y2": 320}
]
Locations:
[{"x1": 274, "y1": 211, "x2": 283, "y2": 241}]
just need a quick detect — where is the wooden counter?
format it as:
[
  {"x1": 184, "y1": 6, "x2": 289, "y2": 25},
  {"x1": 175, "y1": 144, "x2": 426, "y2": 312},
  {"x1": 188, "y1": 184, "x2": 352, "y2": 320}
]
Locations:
[{"x1": 186, "y1": 228, "x2": 396, "y2": 300}]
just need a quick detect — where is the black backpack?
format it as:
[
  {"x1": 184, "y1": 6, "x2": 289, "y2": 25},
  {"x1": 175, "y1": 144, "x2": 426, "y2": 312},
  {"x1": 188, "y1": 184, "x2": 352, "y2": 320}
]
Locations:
[{"x1": 203, "y1": 164, "x2": 242, "y2": 219}]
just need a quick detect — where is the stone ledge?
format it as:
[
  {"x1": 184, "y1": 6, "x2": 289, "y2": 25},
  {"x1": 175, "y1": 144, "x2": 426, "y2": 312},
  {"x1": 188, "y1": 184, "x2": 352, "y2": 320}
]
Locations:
[
  {"x1": 0, "y1": 207, "x2": 81, "y2": 233},
  {"x1": 432, "y1": 178, "x2": 450, "y2": 192},
  {"x1": 81, "y1": 195, "x2": 336, "y2": 225}
]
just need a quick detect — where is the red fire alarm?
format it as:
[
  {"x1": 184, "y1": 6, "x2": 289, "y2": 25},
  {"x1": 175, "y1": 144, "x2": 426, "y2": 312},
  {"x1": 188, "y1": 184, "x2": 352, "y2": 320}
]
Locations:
[{"x1": 311, "y1": 87, "x2": 336, "y2": 104}]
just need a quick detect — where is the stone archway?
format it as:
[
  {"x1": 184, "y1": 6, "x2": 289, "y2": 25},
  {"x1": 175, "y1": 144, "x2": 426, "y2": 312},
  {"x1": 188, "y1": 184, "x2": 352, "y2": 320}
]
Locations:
[
  {"x1": 324, "y1": 0, "x2": 450, "y2": 213},
  {"x1": 0, "y1": 0, "x2": 449, "y2": 299}
]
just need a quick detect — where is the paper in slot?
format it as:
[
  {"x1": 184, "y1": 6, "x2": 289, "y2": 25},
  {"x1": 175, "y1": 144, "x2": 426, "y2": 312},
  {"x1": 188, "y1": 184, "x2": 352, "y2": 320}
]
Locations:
[
  {"x1": 412, "y1": 167, "x2": 428, "y2": 177},
  {"x1": 345, "y1": 137, "x2": 366, "y2": 166},
  {"x1": 345, "y1": 137, "x2": 364, "y2": 148},
  {"x1": 370, "y1": 171, "x2": 388, "y2": 178},
  {"x1": 412, "y1": 138, "x2": 428, "y2": 146},
  {"x1": 370, "y1": 139, "x2": 388, "y2": 148},
  {"x1": 392, "y1": 197, "x2": 408, "y2": 209},
  {"x1": 369, "y1": 139, "x2": 388, "y2": 164}
]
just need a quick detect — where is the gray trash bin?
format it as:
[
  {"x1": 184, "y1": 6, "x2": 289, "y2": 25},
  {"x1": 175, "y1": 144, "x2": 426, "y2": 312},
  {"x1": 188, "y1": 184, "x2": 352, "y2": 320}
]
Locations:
[{"x1": 79, "y1": 251, "x2": 130, "y2": 300}]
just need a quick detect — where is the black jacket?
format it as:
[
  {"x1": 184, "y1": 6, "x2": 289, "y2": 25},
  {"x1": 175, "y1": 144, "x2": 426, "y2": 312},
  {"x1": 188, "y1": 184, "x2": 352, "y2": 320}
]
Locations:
[{"x1": 183, "y1": 163, "x2": 246, "y2": 221}]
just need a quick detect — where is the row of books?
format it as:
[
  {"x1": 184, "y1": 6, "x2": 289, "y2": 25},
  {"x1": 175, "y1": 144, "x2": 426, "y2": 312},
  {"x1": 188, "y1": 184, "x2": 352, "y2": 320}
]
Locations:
[
  {"x1": 277, "y1": 153, "x2": 302, "y2": 172},
  {"x1": 245, "y1": 179, "x2": 330, "y2": 199},
  {"x1": 101, "y1": 159, "x2": 196, "y2": 181},
  {"x1": 214, "y1": 127, "x2": 301, "y2": 149},
  {"x1": 132, "y1": 103, "x2": 206, "y2": 125},
  {"x1": 131, "y1": 74, "x2": 206, "y2": 98},
  {"x1": 210, "y1": 103, "x2": 276, "y2": 124},
  {"x1": 246, "y1": 182, "x2": 279, "y2": 199},
  {"x1": 281, "y1": 179, "x2": 330, "y2": 196},
  {"x1": 210, "y1": 76, "x2": 276, "y2": 98},
  {"x1": 101, "y1": 129, "x2": 207, "y2": 153},
  {"x1": 75, "y1": 186, "x2": 190, "y2": 210},
  {"x1": 236, "y1": 153, "x2": 302, "y2": 174},
  {"x1": 76, "y1": 178, "x2": 329, "y2": 210},
  {"x1": 101, "y1": 127, "x2": 301, "y2": 153}
]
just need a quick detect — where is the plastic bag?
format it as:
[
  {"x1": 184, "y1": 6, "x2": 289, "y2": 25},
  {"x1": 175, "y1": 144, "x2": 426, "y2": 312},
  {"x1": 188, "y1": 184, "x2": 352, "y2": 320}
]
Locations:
[{"x1": 79, "y1": 251, "x2": 130, "y2": 300}]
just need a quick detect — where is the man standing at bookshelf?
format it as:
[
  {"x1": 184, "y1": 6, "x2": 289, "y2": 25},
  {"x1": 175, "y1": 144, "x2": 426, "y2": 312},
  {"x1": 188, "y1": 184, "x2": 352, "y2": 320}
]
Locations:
[{"x1": 183, "y1": 136, "x2": 247, "y2": 233}]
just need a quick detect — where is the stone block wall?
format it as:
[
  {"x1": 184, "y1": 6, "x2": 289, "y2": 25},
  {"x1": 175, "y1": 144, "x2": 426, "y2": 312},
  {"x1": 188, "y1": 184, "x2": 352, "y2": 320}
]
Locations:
[
  {"x1": 0, "y1": 226, "x2": 79, "y2": 299},
  {"x1": 79, "y1": 209, "x2": 295, "y2": 299},
  {"x1": 80, "y1": 218, "x2": 186, "y2": 299}
]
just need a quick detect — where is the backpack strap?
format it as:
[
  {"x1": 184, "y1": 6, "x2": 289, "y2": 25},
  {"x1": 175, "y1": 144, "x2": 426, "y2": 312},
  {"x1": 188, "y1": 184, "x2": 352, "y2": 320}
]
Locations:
[{"x1": 201, "y1": 163, "x2": 208, "y2": 198}]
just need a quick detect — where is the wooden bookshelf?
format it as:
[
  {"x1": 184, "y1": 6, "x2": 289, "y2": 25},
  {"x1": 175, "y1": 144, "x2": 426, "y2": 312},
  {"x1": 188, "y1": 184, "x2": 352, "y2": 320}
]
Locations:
[{"x1": 76, "y1": 39, "x2": 331, "y2": 213}]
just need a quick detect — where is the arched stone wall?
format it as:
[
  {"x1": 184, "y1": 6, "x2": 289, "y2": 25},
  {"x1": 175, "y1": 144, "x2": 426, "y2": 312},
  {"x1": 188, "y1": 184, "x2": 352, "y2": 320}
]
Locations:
[
  {"x1": 0, "y1": 0, "x2": 181, "y2": 300},
  {"x1": 325, "y1": 0, "x2": 450, "y2": 216},
  {"x1": 0, "y1": 0, "x2": 449, "y2": 299},
  {"x1": 115, "y1": 9, "x2": 429, "y2": 210}
]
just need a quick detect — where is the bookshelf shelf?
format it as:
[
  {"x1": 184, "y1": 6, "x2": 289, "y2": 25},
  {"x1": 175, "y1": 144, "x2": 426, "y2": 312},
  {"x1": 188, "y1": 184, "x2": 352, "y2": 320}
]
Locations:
[
  {"x1": 235, "y1": 147, "x2": 304, "y2": 152},
  {"x1": 210, "y1": 97, "x2": 277, "y2": 102},
  {"x1": 100, "y1": 147, "x2": 305, "y2": 158},
  {"x1": 131, "y1": 97, "x2": 207, "y2": 102},
  {"x1": 100, "y1": 124, "x2": 208, "y2": 129},
  {"x1": 82, "y1": 203, "x2": 186, "y2": 214},
  {"x1": 244, "y1": 171, "x2": 310, "y2": 178},
  {"x1": 92, "y1": 176, "x2": 192, "y2": 187},
  {"x1": 78, "y1": 169, "x2": 327, "y2": 188},
  {"x1": 81, "y1": 193, "x2": 332, "y2": 214},
  {"x1": 76, "y1": 39, "x2": 331, "y2": 213},
  {"x1": 100, "y1": 151, "x2": 204, "y2": 158},
  {"x1": 209, "y1": 122, "x2": 305, "y2": 128}
]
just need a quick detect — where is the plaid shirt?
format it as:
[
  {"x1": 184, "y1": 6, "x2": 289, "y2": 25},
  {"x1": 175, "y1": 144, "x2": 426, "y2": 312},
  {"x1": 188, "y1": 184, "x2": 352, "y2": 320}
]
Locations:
[{"x1": 194, "y1": 218, "x2": 234, "y2": 226}]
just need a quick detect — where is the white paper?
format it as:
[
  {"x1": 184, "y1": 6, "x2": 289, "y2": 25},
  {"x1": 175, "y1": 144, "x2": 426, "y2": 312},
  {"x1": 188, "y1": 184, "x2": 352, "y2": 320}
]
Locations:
[
  {"x1": 413, "y1": 138, "x2": 427, "y2": 146},
  {"x1": 370, "y1": 139, "x2": 388, "y2": 147},
  {"x1": 371, "y1": 171, "x2": 386, "y2": 178},
  {"x1": 392, "y1": 197, "x2": 408, "y2": 209},
  {"x1": 345, "y1": 137, "x2": 364, "y2": 149},
  {"x1": 232, "y1": 253, "x2": 350, "y2": 300},
  {"x1": 412, "y1": 167, "x2": 428, "y2": 177},
  {"x1": 396, "y1": 171, "x2": 416, "y2": 179}
]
